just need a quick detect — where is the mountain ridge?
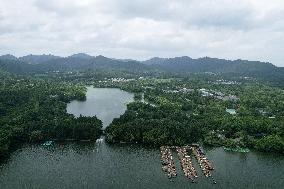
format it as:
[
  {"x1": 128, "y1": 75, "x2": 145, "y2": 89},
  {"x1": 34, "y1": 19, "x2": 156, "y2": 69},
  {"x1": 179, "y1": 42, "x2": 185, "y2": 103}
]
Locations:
[
  {"x1": 0, "y1": 53, "x2": 279, "y2": 67},
  {"x1": 0, "y1": 54, "x2": 282, "y2": 79}
]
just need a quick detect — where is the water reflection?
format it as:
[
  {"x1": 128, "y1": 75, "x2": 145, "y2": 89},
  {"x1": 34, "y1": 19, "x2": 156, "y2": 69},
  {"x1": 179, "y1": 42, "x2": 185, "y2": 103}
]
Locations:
[
  {"x1": 67, "y1": 87, "x2": 134, "y2": 128},
  {"x1": 1, "y1": 143, "x2": 283, "y2": 189}
]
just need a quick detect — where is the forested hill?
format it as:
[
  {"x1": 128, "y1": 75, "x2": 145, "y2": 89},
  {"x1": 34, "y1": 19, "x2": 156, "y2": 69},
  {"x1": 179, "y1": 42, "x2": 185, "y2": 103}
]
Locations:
[
  {"x1": 0, "y1": 54, "x2": 283, "y2": 81},
  {"x1": 19, "y1": 54, "x2": 61, "y2": 64},
  {"x1": 141, "y1": 56, "x2": 278, "y2": 74},
  {"x1": 0, "y1": 54, "x2": 151, "y2": 74}
]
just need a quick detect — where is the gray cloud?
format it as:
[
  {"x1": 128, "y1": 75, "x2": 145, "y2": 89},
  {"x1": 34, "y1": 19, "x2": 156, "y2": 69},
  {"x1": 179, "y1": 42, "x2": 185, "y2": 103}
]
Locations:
[{"x1": 0, "y1": 0, "x2": 283, "y2": 66}]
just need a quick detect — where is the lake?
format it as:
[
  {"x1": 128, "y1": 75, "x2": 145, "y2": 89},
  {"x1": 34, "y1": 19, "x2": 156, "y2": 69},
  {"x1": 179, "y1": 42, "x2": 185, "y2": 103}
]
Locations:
[
  {"x1": 0, "y1": 87, "x2": 283, "y2": 189},
  {"x1": 66, "y1": 87, "x2": 134, "y2": 128}
]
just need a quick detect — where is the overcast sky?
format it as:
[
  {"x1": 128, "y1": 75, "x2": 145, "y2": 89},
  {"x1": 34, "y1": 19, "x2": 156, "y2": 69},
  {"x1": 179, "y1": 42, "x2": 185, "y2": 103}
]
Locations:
[{"x1": 0, "y1": 0, "x2": 283, "y2": 66}]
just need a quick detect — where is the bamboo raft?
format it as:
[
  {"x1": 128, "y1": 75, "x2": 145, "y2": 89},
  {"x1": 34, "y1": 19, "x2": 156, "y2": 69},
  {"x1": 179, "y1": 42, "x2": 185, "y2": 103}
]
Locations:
[
  {"x1": 176, "y1": 147, "x2": 197, "y2": 182},
  {"x1": 160, "y1": 146, "x2": 177, "y2": 179},
  {"x1": 192, "y1": 146, "x2": 216, "y2": 184},
  {"x1": 160, "y1": 145, "x2": 216, "y2": 184}
]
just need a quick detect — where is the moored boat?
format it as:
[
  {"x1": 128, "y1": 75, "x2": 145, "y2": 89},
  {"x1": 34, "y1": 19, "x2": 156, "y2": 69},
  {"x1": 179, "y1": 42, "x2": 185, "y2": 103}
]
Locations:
[
  {"x1": 42, "y1": 140, "x2": 54, "y2": 146},
  {"x1": 223, "y1": 147, "x2": 250, "y2": 153}
]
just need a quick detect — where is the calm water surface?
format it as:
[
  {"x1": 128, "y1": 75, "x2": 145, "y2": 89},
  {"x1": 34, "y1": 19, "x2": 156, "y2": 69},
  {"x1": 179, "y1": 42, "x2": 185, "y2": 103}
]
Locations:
[
  {"x1": 67, "y1": 87, "x2": 134, "y2": 128},
  {"x1": 0, "y1": 87, "x2": 283, "y2": 189}
]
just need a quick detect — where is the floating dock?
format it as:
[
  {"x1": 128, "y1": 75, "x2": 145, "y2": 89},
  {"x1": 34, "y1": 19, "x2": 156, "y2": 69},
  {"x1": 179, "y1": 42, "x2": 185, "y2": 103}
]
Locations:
[
  {"x1": 176, "y1": 147, "x2": 197, "y2": 183},
  {"x1": 192, "y1": 146, "x2": 214, "y2": 177},
  {"x1": 160, "y1": 145, "x2": 216, "y2": 184},
  {"x1": 160, "y1": 146, "x2": 177, "y2": 179}
]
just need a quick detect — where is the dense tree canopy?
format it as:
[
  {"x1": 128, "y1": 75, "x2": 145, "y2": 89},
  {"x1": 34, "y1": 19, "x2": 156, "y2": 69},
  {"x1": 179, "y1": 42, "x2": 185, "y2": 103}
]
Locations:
[
  {"x1": 1, "y1": 59, "x2": 284, "y2": 158},
  {"x1": 0, "y1": 75, "x2": 102, "y2": 159},
  {"x1": 102, "y1": 77, "x2": 284, "y2": 153}
]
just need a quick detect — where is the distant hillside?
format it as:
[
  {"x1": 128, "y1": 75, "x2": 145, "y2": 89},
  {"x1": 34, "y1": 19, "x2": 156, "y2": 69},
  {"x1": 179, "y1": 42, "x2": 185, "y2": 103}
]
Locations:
[
  {"x1": 141, "y1": 56, "x2": 277, "y2": 75},
  {"x1": 0, "y1": 59, "x2": 36, "y2": 74},
  {"x1": 19, "y1": 54, "x2": 61, "y2": 64},
  {"x1": 69, "y1": 53, "x2": 93, "y2": 59},
  {"x1": 0, "y1": 54, "x2": 283, "y2": 84},
  {"x1": 35, "y1": 55, "x2": 150, "y2": 72},
  {"x1": 0, "y1": 54, "x2": 18, "y2": 61},
  {"x1": 142, "y1": 57, "x2": 168, "y2": 65},
  {"x1": 0, "y1": 55, "x2": 152, "y2": 75}
]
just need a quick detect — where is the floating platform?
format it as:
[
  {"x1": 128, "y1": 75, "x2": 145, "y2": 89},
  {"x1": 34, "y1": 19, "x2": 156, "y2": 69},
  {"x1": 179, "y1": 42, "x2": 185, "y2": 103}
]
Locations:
[
  {"x1": 160, "y1": 146, "x2": 177, "y2": 179},
  {"x1": 160, "y1": 144, "x2": 216, "y2": 184}
]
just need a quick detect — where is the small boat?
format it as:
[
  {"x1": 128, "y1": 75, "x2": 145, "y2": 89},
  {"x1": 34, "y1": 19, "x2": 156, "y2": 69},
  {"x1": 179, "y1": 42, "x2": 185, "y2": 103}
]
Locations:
[
  {"x1": 80, "y1": 139, "x2": 91, "y2": 142},
  {"x1": 223, "y1": 147, "x2": 250, "y2": 153},
  {"x1": 42, "y1": 140, "x2": 54, "y2": 146}
]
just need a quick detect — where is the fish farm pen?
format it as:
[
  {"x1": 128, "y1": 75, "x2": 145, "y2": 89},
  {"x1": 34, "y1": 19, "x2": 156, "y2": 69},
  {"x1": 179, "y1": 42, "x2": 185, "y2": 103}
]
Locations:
[{"x1": 160, "y1": 145, "x2": 217, "y2": 184}]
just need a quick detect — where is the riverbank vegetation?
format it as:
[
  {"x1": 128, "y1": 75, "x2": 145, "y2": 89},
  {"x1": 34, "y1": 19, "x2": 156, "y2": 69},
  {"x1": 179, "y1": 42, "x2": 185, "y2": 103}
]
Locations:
[
  {"x1": 103, "y1": 77, "x2": 284, "y2": 154},
  {"x1": 0, "y1": 74, "x2": 102, "y2": 159},
  {"x1": 1, "y1": 63, "x2": 284, "y2": 156}
]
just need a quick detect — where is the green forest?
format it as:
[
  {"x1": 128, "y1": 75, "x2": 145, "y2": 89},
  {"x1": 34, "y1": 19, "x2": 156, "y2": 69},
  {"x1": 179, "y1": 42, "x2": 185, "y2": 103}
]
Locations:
[
  {"x1": 0, "y1": 55, "x2": 284, "y2": 160},
  {"x1": 0, "y1": 73, "x2": 102, "y2": 159},
  {"x1": 102, "y1": 77, "x2": 284, "y2": 153}
]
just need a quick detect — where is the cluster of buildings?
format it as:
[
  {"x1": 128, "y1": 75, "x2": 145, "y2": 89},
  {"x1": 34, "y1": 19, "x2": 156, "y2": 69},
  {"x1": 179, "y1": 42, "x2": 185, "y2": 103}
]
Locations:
[
  {"x1": 110, "y1": 78, "x2": 135, "y2": 82},
  {"x1": 211, "y1": 79, "x2": 240, "y2": 85},
  {"x1": 162, "y1": 88, "x2": 194, "y2": 94},
  {"x1": 161, "y1": 87, "x2": 239, "y2": 102},
  {"x1": 198, "y1": 89, "x2": 239, "y2": 101},
  {"x1": 98, "y1": 78, "x2": 135, "y2": 83}
]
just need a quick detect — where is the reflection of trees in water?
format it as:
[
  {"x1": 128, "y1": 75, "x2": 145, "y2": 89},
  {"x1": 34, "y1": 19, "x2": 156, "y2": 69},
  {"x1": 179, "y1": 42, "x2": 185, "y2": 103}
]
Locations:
[{"x1": 67, "y1": 88, "x2": 134, "y2": 129}]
